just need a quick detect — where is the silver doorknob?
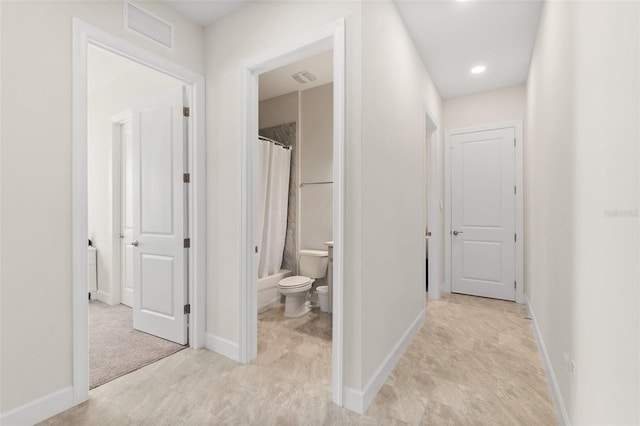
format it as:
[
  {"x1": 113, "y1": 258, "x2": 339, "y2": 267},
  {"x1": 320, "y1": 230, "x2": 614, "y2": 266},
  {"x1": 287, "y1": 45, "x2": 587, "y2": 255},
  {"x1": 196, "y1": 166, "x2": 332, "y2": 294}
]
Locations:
[
  {"x1": 452, "y1": 230, "x2": 463, "y2": 236},
  {"x1": 129, "y1": 240, "x2": 139, "y2": 247}
]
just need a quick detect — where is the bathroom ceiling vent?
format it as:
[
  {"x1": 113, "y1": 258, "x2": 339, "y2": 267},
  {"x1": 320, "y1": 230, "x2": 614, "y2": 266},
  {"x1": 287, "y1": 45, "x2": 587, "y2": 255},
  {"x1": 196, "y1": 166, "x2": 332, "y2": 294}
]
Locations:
[
  {"x1": 291, "y1": 71, "x2": 318, "y2": 84},
  {"x1": 125, "y1": 1, "x2": 174, "y2": 50}
]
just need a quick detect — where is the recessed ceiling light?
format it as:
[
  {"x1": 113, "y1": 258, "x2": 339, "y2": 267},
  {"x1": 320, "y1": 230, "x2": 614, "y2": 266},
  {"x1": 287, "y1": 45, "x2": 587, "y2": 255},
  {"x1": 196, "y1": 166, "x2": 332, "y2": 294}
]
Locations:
[{"x1": 471, "y1": 65, "x2": 486, "y2": 74}]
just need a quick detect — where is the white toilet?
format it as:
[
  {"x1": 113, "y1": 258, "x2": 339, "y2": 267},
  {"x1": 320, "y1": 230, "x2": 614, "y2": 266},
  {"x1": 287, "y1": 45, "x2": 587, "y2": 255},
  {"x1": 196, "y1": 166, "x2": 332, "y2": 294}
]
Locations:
[{"x1": 278, "y1": 249, "x2": 328, "y2": 318}]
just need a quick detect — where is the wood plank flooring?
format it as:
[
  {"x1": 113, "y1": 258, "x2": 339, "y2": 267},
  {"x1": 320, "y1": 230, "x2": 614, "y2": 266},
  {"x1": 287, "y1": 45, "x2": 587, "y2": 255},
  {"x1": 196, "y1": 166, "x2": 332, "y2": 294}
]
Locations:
[{"x1": 41, "y1": 294, "x2": 556, "y2": 425}]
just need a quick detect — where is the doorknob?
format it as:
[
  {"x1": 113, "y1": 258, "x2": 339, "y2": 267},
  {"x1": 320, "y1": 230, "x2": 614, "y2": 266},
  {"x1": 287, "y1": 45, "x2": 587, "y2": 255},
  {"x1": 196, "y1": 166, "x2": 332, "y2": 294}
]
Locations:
[
  {"x1": 128, "y1": 240, "x2": 139, "y2": 247},
  {"x1": 452, "y1": 230, "x2": 463, "y2": 236}
]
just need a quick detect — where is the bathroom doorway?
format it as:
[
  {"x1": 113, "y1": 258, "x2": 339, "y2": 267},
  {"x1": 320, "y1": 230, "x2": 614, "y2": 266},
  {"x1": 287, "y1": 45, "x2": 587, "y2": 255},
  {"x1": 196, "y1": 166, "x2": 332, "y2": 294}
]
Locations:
[
  {"x1": 239, "y1": 21, "x2": 346, "y2": 405},
  {"x1": 254, "y1": 49, "x2": 334, "y2": 386}
]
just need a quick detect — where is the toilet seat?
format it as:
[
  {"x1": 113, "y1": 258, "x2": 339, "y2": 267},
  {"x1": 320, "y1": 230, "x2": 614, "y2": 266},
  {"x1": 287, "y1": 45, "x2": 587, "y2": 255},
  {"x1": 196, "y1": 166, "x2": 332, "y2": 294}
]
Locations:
[{"x1": 279, "y1": 275, "x2": 312, "y2": 289}]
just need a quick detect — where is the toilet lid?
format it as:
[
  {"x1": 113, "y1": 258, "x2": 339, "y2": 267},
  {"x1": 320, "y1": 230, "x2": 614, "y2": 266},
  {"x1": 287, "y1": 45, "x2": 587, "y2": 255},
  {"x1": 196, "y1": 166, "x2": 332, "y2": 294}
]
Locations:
[{"x1": 279, "y1": 276, "x2": 312, "y2": 288}]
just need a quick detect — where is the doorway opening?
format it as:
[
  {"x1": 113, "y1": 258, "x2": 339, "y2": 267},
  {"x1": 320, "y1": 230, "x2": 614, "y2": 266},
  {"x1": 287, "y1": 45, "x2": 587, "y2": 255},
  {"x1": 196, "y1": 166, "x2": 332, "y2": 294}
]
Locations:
[
  {"x1": 72, "y1": 19, "x2": 206, "y2": 405},
  {"x1": 87, "y1": 44, "x2": 190, "y2": 388},
  {"x1": 239, "y1": 20, "x2": 346, "y2": 405},
  {"x1": 255, "y1": 48, "x2": 334, "y2": 389}
]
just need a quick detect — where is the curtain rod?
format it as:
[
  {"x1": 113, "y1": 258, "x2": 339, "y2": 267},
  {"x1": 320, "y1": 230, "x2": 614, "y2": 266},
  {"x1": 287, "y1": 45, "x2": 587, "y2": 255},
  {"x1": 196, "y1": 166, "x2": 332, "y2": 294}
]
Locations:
[
  {"x1": 258, "y1": 136, "x2": 291, "y2": 150},
  {"x1": 300, "y1": 181, "x2": 333, "y2": 187}
]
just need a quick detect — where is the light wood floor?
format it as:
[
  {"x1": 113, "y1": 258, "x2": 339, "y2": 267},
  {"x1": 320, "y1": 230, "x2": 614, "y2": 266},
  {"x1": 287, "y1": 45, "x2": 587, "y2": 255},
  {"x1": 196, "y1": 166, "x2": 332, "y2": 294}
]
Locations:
[{"x1": 41, "y1": 294, "x2": 556, "y2": 425}]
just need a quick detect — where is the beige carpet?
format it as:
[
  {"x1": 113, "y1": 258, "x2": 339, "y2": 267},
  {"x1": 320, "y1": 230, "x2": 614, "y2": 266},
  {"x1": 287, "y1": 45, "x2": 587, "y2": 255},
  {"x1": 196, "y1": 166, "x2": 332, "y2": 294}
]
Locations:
[{"x1": 89, "y1": 300, "x2": 186, "y2": 389}]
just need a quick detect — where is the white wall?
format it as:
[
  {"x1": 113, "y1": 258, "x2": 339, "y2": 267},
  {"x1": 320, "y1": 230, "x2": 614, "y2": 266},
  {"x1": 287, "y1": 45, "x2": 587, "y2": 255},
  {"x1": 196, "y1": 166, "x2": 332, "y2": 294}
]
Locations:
[
  {"x1": 300, "y1": 83, "x2": 333, "y2": 251},
  {"x1": 526, "y1": 1, "x2": 639, "y2": 424},
  {"x1": 258, "y1": 92, "x2": 299, "y2": 129},
  {"x1": 443, "y1": 85, "x2": 526, "y2": 130},
  {"x1": 360, "y1": 0, "x2": 442, "y2": 391},
  {"x1": 0, "y1": 0, "x2": 204, "y2": 415},
  {"x1": 205, "y1": 1, "x2": 441, "y2": 405},
  {"x1": 88, "y1": 50, "x2": 182, "y2": 305}
]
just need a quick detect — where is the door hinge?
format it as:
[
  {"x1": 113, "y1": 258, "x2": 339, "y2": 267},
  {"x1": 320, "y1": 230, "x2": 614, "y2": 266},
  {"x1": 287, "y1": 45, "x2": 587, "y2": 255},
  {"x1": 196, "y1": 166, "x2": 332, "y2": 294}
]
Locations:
[
  {"x1": 514, "y1": 233, "x2": 517, "y2": 242},
  {"x1": 514, "y1": 281, "x2": 517, "y2": 289},
  {"x1": 183, "y1": 107, "x2": 190, "y2": 117},
  {"x1": 184, "y1": 238, "x2": 191, "y2": 248},
  {"x1": 184, "y1": 304, "x2": 191, "y2": 314},
  {"x1": 183, "y1": 173, "x2": 190, "y2": 183},
  {"x1": 514, "y1": 185, "x2": 516, "y2": 194},
  {"x1": 514, "y1": 138, "x2": 516, "y2": 147}
]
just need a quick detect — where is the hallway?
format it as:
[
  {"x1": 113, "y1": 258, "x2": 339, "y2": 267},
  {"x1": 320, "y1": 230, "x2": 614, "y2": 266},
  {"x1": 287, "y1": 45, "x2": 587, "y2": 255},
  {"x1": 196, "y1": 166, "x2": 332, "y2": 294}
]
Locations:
[{"x1": 41, "y1": 294, "x2": 555, "y2": 425}]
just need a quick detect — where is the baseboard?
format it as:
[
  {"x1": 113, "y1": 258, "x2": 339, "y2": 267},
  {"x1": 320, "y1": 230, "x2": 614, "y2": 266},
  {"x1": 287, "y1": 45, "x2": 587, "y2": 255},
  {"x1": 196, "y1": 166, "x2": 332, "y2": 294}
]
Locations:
[
  {"x1": 527, "y1": 298, "x2": 571, "y2": 426},
  {"x1": 95, "y1": 290, "x2": 112, "y2": 305},
  {"x1": 342, "y1": 386, "x2": 365, "y2": 414},
  {"x1": 205, "y1": 333, "x2": 241, "y2": 362},
  {"x1": 0, "y1": 386, "x2": 74, "y2": 426},
  {"x1": 343, "y1": 309, "x2": 425, "y2": 414}
]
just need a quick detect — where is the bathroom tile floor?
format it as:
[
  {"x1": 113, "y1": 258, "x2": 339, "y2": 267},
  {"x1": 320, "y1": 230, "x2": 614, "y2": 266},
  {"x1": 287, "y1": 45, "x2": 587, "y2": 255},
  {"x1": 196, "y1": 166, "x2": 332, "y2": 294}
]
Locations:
[{"x1": 40, "y1": 294, "x2": 556, "y2": 425}]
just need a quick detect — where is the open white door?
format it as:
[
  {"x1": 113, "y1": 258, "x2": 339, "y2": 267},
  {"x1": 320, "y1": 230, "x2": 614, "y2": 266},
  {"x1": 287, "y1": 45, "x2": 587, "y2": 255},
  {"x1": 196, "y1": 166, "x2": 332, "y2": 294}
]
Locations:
[
  {"x1": 451, "y1": 127, "x2": 516, "y2": 301},
  {"x1": 132, "y1": 87, "x2": 188, "y2": 345}
]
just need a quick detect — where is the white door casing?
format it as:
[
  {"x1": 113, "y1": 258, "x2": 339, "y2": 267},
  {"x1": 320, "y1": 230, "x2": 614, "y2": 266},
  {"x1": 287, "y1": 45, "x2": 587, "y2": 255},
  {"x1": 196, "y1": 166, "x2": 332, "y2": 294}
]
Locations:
[
  {"x1": 132, "y1": 86, "x2": 188, "y2": 344},
  {"x1": 450, "y1": 127, "x2": 516, "y2": 301},
  {"x1": 121, "y1": 120, "x2": 134, "y2": 307}
]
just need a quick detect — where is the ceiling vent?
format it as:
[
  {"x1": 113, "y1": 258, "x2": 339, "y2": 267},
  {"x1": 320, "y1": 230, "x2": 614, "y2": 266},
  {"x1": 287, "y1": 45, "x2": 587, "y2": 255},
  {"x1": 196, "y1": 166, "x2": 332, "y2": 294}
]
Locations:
[
  {"x1": 124, "y1": 1, "x2": 174, "y2": 50},
  {"x1": 291, "y1": 71, "x2": 318, "y2": 84}
]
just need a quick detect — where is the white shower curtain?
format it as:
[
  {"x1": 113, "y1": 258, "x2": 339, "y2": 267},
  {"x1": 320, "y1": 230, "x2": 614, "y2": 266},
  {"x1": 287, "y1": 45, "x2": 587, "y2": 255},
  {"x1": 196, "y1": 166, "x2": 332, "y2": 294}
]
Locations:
[{"x1": 256, "y1": 138, "x2": 291, "y2": 278}]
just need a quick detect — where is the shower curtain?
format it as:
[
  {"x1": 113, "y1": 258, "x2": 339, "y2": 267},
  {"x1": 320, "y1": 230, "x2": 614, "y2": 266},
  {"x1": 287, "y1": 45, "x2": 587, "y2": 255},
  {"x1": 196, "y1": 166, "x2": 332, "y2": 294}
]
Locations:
[{"x1": 256, "y1": 138, "x2": 292, "y2": 279}]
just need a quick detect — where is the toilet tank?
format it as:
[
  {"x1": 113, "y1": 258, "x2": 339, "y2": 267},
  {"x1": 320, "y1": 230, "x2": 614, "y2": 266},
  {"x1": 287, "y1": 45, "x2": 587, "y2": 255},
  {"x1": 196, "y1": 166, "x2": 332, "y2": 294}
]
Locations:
[{"x1": 299, "y1": 249, "x2": 328, "y2": 278}]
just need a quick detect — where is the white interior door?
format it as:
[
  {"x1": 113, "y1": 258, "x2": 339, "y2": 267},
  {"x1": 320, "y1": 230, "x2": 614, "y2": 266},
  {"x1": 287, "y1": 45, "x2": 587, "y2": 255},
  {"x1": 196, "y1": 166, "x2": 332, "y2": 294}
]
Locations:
[
  {"x1": 132, "y1": 87, "x2": 188, "y2": 345},
  {"x1": 120, "y1": 120, "x2": 134, "y2": 308},
  {"x1": 451, "y1": 127, "x2": 516, "y2": 301}
]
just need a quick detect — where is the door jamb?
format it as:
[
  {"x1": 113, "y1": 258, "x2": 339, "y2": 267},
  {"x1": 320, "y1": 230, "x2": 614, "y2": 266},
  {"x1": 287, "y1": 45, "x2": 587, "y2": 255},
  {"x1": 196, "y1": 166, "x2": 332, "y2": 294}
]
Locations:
[
  {"x1": 239, "y1": 19, "x2": 346, "y2": 406},
  {"x1": 424, "y1": 106, "x2": 442, "y2": 300},
  {"x1": 72, "y1": 19, "x2": 206, "y2": 405},
  {"x1": 444, "y1": 120, "x2": 524, "y2": 303},
  {"x1": 105, "y1": 110, "x2": 132, "y2": 306}
]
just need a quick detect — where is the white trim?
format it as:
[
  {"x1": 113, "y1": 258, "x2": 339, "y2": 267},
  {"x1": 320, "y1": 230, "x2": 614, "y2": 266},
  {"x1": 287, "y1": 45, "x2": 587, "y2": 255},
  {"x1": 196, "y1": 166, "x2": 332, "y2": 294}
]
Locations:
[
  {"x1": 108, "y1": 109, "x2": 132, "y2": 306},
  {"x1": 527, "y1": 298, "x2": 571, "y2": 426},
  {"x1": 443, "y1": 120, "x2": 524, "y2": 303},
  {"x1": 205, "y1": 333, "x2": 241, "y2": 363},
  {"x1": 343, "y1": 309, "x2": 425, "y2": 414},
  {"x1": 342, "y1": 387, "x2": 365, "y2": 415},
  {"x1": 96, "y1": 289, "x2": 112, "y2": 305},
  {"x1": 0, "y1": 387, "x2": 74, "y2": 426},
  {"x1": 424, "y1": 105, "x2": 441, "y2": 300},
  {"x1": 514, "y1": 121, "x2": 524, "y2": 304},
  {"x1": 72, "y1": 19, "x2": 206, "y2": 409},
  {"x1": 239, "y1": 19, "x2": 346, "y2": 407}
]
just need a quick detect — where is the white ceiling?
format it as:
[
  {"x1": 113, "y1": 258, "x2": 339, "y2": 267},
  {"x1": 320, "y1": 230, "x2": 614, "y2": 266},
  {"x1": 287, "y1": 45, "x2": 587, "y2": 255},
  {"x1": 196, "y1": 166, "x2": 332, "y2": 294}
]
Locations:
[
  {"x1": 161, "y1": 0, "x2": 543, "y2": 100},
  {"x1": 163, "y1": 0, "x2": 249, "y2": 26},
  {"x1": 259, "y1": 50, "x2": 333, "y2": 101},
  {"x1": 394, "y1": 0, "x2": 543, "y2": 99}
]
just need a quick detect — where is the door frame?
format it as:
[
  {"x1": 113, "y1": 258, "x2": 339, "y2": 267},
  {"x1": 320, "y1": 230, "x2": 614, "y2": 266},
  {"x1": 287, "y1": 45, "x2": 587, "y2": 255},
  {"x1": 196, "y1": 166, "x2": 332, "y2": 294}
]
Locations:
[
  {"x1": 424, "y1": 106, "x2": 442, "y2": 300},
  {"x1": 107, "y1": 109, "x2": 132, "y2": 307},
  {"x1": 72, "y1": 19, "x2": 206, "y2": 405},
  {"x1": 239, "y1": 19, "x2": 346, "y2": 406},
  {"x1": 444, "y1": 120, "x2": 524, "y2": 303}
]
